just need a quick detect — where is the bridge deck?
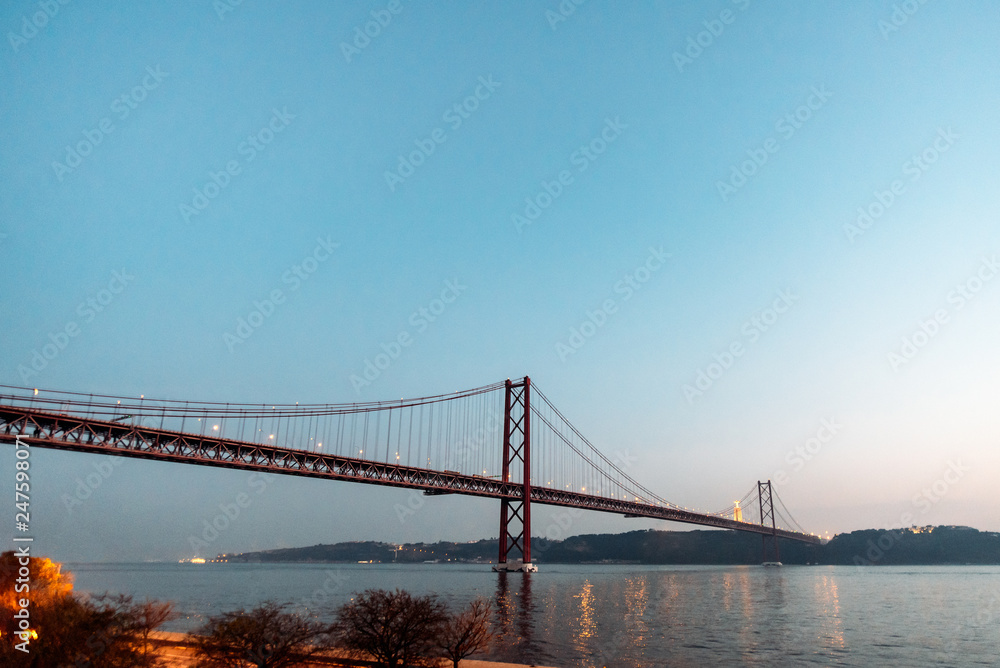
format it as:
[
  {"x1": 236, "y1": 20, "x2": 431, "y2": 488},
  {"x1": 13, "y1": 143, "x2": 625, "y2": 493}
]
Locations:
[{"x1": 0, "y1": 405, "x2": 820, "y2": 545}]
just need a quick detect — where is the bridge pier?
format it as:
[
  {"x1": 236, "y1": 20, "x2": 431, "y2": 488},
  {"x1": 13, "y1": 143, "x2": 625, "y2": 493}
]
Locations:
[
  {"x1": 758, "y1": 480, "x2": 782, "y2": 566},
  {"x1": 0, "y1": 384, "x2": 822, "y2": 558},
  {"x1": 494, "y1": 377, "x2": 536, "y2": 573}
]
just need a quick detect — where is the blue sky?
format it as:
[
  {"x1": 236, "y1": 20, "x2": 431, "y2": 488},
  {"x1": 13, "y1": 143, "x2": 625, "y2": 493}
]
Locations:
[{"x1": 1, "y1": 1, "x2": 998, "y2": 562}]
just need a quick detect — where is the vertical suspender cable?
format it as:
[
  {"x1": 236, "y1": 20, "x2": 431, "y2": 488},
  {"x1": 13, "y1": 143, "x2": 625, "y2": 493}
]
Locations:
[
  {"x1": 406, "y1": 404, "x2": 414, "y2": 467},
  {"x1": 385, "y1": 408, "x2": 392, "y2": 464}
]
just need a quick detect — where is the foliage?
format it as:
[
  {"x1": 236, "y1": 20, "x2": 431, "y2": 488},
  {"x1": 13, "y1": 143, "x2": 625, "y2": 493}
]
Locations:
[
  {"x1": 434, "y1": 597, "x2": 494, "y2": 668},
  {"x1": 1, "y1": 552, "x2": 175, "y2": 667},
  {"x1": 333, "y1": 588, "x2": 448, "y2": 668},
  {"x1": 108, "y1": 594, "x2": 179, "y2": 666},
  {"x1": 190, "y1": 600, "x2": 333, "y2": 668},
  {"x1": 0, "y1": 550, "x2": 73, "y2": 611}
]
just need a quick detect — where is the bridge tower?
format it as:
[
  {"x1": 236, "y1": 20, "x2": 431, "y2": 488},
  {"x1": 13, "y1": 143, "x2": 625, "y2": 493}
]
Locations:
[
  {"x1": 758, "y1": 480, "x2": 781, "y2": 565},
  {"x1": 493, "y1": 377, "x2": 536, "y2": 572}
]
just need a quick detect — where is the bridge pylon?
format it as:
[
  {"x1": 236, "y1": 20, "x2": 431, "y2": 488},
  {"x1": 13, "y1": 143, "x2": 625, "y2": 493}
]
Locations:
[
  {"x1": 758, "y1": 480, "x2": 781, "y2": 565},
  {"x1": 493, "y1": 377, "x2": 536, "y2": 573}
]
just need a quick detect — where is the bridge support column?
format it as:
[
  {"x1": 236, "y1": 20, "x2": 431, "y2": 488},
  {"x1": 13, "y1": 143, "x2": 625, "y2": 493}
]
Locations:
[
  {"x1": 493, "y1": 377, "x2": 536, "y2": 573},
  {"x1": 758, "y1": 480, "x2": 781, "y2": 565}
]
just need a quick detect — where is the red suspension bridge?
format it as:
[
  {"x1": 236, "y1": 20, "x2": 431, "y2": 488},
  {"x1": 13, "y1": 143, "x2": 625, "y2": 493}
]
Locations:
[{"x1": 0, "y1": 377, "x2": 820, "y2": 570}]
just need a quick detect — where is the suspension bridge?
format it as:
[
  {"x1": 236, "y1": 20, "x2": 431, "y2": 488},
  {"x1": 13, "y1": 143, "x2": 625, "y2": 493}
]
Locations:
[{"x1": 0, "y1": 377, "x2": 820, "y2": 570}]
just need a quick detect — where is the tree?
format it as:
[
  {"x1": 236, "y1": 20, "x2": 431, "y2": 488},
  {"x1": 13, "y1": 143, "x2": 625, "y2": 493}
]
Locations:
[
  {"x1": 435, "y1": 598, "x2": 494, "y2": 668},
  {"x1": 0, "y1": 550, "x2": 73, "y2": 611},
  {"x1": 190, "y1": 600, "x2": 333, "y2": 668},
  {"x1": 132, "y1": 597, "x2": 179, "y2": 664},
  {"x1": 1, "y1": 553, "x2": 176, "y2": 667},
  {"x1": 333, "y1": 588, "x2": 447, "y2": 668},
  {"x1": 94, "y1": 593, "x2": 178, "y2": 666},
  {"x1": 31, "y1": 593, "x2": 147, "y2": 668},
  {"x1": 2, "y1": 591, "x2": 121, "y2": 667}
]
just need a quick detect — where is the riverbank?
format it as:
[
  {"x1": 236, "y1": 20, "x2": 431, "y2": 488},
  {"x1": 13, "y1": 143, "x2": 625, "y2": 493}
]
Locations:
[
  {"x1": 73, "y1": 564, "x2": 1000, "y2": 667},
  {"x1": 217, "y1": 526, "x2": 1000, "y2": 566},
  {"x1": 151, "y1": 632, "x2": 562, "y2": 668}
]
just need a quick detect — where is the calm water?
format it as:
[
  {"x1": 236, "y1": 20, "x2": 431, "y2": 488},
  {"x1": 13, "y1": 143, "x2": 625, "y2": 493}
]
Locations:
[{"x1": 68, "y1": 562, "x2": 1000, "y2": 667}]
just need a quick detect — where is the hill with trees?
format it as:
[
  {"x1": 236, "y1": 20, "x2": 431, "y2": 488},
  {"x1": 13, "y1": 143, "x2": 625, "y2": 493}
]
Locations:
[{"x1": 219, "y1": 525, "x2": 1000, "y2": 566}]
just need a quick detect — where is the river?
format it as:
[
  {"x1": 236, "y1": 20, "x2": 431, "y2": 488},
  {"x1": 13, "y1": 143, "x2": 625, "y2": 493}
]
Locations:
[{"x1": 68, "y1": 562, "x2": 1000, "y2": 667}]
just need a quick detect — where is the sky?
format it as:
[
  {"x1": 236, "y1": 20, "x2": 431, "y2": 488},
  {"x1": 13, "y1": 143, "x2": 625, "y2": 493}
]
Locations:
[{"x1": 1, "y1": 1, "x2": 998, "y2": 563}]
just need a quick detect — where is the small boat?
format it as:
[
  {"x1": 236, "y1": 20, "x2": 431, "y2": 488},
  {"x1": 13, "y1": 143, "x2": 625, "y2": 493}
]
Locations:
[{"x1": 492, "y1": 559, "x2": 538, "y2": 573}]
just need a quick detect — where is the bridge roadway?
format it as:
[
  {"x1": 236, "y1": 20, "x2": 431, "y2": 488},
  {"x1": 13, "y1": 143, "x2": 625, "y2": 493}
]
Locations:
[{"x1": 0, "y1": 405, "x2": 821, "y2": 545}]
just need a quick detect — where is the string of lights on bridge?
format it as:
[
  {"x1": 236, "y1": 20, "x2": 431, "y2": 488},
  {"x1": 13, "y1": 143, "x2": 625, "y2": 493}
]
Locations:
[{"x1": 0, "y1": 381, "x2": 809, "y2": 536}]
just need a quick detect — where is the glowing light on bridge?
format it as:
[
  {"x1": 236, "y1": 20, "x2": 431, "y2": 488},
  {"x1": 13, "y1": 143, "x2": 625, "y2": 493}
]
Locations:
[{"x1": 0, "y1": 376, "x2": 821, "y2": 573}]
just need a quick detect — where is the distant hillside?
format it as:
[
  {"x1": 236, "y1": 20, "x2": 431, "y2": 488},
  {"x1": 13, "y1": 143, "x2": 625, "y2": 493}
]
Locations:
[
  {"x1": 819, "y1": 526, "x2": 1000, "y2": 565},
  {"x1": 218, "y1": 526, "x2": 1000, "y2": 566}
]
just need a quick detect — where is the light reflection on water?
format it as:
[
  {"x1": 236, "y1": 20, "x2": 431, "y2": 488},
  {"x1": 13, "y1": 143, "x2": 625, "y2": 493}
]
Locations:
[
  {"x1": 68, "y1": 562, "x2": 1000, "y2": 667},
  {"x1": 574, "y1": 580, "x2": 597, "y2": 644},
  {"x1": 815, "y1": 574, "x2": 845, "y2": 651}
]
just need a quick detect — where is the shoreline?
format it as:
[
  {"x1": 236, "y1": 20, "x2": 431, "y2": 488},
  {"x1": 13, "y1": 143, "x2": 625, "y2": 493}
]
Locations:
[{"x1": 151, "y1": 632, "x2": 562, "y2": 668}]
